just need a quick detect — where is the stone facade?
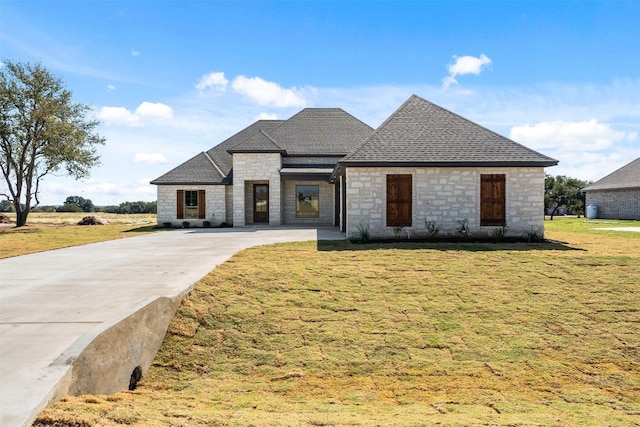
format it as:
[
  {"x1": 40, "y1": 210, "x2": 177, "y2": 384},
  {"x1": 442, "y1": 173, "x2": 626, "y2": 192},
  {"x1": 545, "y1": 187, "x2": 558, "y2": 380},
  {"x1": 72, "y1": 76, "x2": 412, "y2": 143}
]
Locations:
[
  {"x1": 345, "y1": 166, "x2": 545, "y2": 239},
  {"x1": 586, "y1": 189, "x2": 640, "y2": 220},
  {"x1": 282, "y1": 180, "x2": 335, "y2": 225},
  {"x1": 232, "y1": 153, "x2": 282, "y2": 226},
  {"x1": 157, "y1": 185, "x2": 226, "y2": 227}
]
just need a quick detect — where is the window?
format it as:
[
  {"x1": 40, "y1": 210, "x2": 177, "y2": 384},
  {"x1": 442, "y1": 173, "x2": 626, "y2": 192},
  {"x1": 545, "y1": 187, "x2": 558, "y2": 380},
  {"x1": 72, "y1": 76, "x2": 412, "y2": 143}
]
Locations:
[
  {"x1": 480, "y1": 174, "x2": 506, "y2": 226},
  {"x1": 296, "y1": 185, "x2": 319, "y2": 218},
  {"x1": 387, "y1": 174, "x2": 412, "y2": 226},
  {"x1": 176, "y1": 190, "x2": 206, "y2": 220}
]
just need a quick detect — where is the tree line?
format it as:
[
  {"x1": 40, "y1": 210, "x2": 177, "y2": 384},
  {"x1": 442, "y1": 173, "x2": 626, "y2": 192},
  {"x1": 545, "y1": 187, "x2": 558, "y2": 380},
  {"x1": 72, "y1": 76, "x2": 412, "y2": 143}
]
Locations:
[{"x1": 0, "y1": 197, "x2": 157, "y2": 214}]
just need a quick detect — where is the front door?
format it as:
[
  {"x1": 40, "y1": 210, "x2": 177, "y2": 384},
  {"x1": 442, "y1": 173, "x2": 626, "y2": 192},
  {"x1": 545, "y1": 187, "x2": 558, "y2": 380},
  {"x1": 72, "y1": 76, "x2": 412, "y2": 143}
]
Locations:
[{"x1": 253, "y1": 184, "x2": 269, "y2": 223}]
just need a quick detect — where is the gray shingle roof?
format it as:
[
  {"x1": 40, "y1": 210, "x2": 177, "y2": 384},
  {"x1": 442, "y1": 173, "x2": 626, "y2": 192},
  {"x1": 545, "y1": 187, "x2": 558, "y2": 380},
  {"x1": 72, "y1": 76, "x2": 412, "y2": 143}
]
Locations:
[
  {"x1": 150, "y1": 120, "x2": 283, "y2": 185},
  {"x1": 341, "y1": 95, "x2": 558, "y2": 167},
  {"x1": 228, "y1": 130, "x2": 285, "y2": 153},
  {"x1": 582, "y1": 157, "x2": 640, "y2": 191},
  {"x1": 264, "y1": 108, "x2": 373, "y2": 155}
]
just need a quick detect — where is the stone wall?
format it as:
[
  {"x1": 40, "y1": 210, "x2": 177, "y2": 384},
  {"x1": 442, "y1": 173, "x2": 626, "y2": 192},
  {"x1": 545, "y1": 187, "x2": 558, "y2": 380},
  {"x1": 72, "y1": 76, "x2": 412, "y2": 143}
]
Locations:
[
  {"x1": 282, "y1": 180, "x2": 335, "y2": 225},
  {"x1": 586, "y1": 189, "x2": 640, "y2": 220},
  {"x1": 345, "y1": 166, "x2": 545, "y2": 239},
  {"x1": 157, "y1": 185, "x2": 226, "y2": 226},
  {"x1": 232, "y1": 153, "x2": 282, "y2": 226}
]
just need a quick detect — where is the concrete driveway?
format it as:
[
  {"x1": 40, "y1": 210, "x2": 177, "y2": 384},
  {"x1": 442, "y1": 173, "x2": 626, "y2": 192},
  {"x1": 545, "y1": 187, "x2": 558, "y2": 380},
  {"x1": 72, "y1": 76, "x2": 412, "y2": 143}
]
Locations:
[{"x1": 0, "y1": 227, "x2": 344, "y2": 427}]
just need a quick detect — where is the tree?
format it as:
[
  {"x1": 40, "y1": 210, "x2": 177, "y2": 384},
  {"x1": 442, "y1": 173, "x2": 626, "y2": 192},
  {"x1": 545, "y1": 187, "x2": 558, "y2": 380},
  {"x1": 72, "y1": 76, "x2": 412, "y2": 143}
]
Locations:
[
  {"x1": 0, "y1": 199, "x2": 11, "y2": 212},
  {"x1": 56, "y1": 202, "x2": 83, "y2": 213},
  {"x1": 63, "y1": 195, "x2": 94, "y2": 212},
  {"x1": 544, "y1": 174, "x2": 590, "y2": 220},
  {"x1": 0, "y1": 60, "x2": 105, "y2": 227}
]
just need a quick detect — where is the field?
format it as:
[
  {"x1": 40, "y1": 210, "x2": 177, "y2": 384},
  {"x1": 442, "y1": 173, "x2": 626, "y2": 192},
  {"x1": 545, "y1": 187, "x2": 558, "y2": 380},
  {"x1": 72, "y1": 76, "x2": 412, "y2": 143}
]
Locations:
[
  {"x1": 31, "y1": 218, "x2": 640, "y2": 426},
  {"x1": 0, "y1": 212, "x2": 159, "y2": 259}
]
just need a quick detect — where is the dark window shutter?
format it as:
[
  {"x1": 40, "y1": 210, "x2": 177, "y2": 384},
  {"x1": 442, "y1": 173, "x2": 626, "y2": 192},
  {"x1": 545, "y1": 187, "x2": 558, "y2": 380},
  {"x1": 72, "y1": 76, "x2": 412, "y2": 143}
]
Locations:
[
  {"x1": 387, "y1": 174, "x2": 412, "y2": 227},
  {"x1": 198, "y1": 190, "x2": 206, "y2": 219},
  {"x1": 176, "y1": 190, "x2": 184, "y2": 220},
  {"x1": 480, "y1": 174, "x2": 506, "y2": 226}
]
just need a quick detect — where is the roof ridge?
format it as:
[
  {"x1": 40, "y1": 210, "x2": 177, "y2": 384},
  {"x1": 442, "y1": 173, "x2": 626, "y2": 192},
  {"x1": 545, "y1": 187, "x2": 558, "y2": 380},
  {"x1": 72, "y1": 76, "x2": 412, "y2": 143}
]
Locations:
[
  {"x1": 259, "y1": 128, "x2": 285, "y2": 150},
  {"x1": 342, "y1": 94, "x2": 419, "y2": 161},
  {"x1": 420, "y1": 96, "x2": 558, "y2": 163},
  {"x1": 203, "y1": 150, "x2": 226, "y2": 178}
]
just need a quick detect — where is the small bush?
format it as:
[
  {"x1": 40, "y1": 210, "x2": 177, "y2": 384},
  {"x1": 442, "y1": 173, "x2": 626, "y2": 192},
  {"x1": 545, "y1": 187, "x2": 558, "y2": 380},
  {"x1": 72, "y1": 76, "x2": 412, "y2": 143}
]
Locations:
[
  {"x1": 425, "y1": 220, "x2": 440, "y2": 238},
  {"x1": 203, "y1": 221, "x2": 212, "y2": 228},
  {"x1": 353, "y1": 221, "x2": 370, "y2": 243},
  {"x1": 182, "y1": 221, "x2": 190, "y2": 229},
  {"x1": 524, "y1": 226, "x2": 544, "y2": 243},
  {"x1": 163, "y1": 222, "x2": 173, "y2": 228},
  {"x1": 456, "y1": 218, "x2": 469, "y2": 238},
  {"x1": 494, "y1": 224, "x2": 508, "y2": 239}
]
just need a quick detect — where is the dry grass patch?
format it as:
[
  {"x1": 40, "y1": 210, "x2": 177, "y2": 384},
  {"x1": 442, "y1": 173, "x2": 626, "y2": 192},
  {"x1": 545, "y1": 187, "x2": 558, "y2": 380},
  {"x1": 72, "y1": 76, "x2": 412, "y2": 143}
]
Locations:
[
  {"x1": 0, "y1": 213, "x2": 159, "y2": 258},
  {"x1": 35, "y1": 224, "x2": 640, "y2": 426}
]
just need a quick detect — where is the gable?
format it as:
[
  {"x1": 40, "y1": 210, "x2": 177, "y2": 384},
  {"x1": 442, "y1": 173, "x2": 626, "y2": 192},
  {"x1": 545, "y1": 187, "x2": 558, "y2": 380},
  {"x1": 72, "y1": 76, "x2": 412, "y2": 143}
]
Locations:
[
  {"x1": 583, "y1": 157, "x2": 640, "y2": 191},
  {"x1": 266, "y1": 108, "x2": 373, "y2": 155},
  {"x1": 341, "y1": 95, "x2": 558, "y2": 167},
  {"x1": 151, "y1": 120, "x2": 283, "y2": 185}
]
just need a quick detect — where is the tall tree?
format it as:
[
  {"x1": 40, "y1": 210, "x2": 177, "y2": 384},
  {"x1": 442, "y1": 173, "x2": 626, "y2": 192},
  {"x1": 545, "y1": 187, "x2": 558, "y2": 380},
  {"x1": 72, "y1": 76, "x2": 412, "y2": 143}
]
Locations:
[
  {"x1": 63, "y1": 195, "x2": 94, "y2": 212},
  {"x1": 0, "y1": 60, "x2": 105, "y2": 226},
  {"x1": 544, "y1": 174, "x2": 590, "y2": 220}
]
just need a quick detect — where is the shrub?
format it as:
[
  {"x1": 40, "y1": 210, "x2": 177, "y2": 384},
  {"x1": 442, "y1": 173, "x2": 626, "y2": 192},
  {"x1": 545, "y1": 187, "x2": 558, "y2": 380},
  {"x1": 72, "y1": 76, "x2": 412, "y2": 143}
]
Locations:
[
  {"x1": 182, "y1": 221, "x2": 190, "y2": 229},
  {"x1": 425, "y1": 220, "x2": 440, "y2": 238},
  {"x1": 353, "y1": 221, "x2": 370, "y2": 243},
  {"x1": 494, "y1": 224, "x2": 509, "y2": 239},
  {"x1": 456, "y1": 218, "x2": 469, "y2": 238},
  {"x1": 163, "y1": 222, "x2": 173, "y2": 228},
  {"x1": 524, "y1": 226, "x2": 544, "y2": 243},
  {"x1": 203, "y1": 221, "x2": 212, "y2": 228}
]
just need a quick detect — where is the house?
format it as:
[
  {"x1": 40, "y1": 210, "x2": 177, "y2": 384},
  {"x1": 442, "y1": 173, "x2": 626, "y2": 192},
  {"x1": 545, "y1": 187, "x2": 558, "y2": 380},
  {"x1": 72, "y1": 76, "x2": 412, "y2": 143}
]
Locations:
[
  {"x1": 151, "y1": 95, "x2": 558, "y2": 238},
  {"x1": 582, "y1": 157, "x2": 640, "y2": 220}
]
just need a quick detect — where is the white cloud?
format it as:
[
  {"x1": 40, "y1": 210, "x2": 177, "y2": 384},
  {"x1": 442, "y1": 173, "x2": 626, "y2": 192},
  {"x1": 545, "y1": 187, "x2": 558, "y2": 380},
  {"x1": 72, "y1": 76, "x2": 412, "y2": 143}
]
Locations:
[
  {"x1": 231, "y1": 75, "x2": 308, "y2": 107},
  {"x1": 107, "y1": 84, "x2": 116, "y2": 92},
  {"x1": 510, "y1": 119, "x2": 634, "y2": 151},
  {"x1": 196, "y1": 71, "x2": 228, "y2": 93},
  {"x1": 135, "y1": 102, "x2": 173, "y2": 119},
  {"x1": 131, "y1": 49, "x2": 140, "y2": 57},
  {"x1": 134, "y1": 153, "x2": 168, "y2": 165},
  {"x1": 97, "y1": 102, "x2": 173, "y2": 127},
  {"x1": 96, "y1": 106, "x2": 140, "y2": 126},
  {"x1": 442, "y1": 54, "x2": 492, "y2": 89},
  {"x1": 255, "y1": 112, "x2": 278, "y2": 120}
]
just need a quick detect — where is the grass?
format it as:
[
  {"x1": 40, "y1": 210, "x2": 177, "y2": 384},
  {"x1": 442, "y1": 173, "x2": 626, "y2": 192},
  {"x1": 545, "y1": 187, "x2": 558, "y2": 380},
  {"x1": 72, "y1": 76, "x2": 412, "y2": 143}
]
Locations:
[
  {"x1": 33, "y1": 218, "x2": 640, "y2": 426},
  {"x1": 0, "y1": 212, "x2": 160, "y2": 258}
]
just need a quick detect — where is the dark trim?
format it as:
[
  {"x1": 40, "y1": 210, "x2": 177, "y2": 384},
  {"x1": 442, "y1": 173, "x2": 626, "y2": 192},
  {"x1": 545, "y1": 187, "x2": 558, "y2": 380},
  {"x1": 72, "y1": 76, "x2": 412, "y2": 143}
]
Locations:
[
  {"x1": 285, "y1": 153, "x2": 349, "y2": 158},
  {"x1": 281, "y1": 173, "x2": 332, "y2": 181},
  {"x1": 340, "y1": 160, "x2": 558, "y2": 167},
  {"x1": 150, "y1": 181, "x2": 227, "y2": 185},
  {"x1": 227, "y1": 149, "x2": 287, "y2": 154}
]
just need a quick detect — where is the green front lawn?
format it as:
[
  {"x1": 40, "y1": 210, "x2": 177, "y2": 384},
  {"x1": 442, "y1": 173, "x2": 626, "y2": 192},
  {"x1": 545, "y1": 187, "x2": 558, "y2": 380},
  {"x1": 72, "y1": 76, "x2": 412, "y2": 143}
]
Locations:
[{"x1": 35, "y1": 223, "x2": 640, "y2": 426}]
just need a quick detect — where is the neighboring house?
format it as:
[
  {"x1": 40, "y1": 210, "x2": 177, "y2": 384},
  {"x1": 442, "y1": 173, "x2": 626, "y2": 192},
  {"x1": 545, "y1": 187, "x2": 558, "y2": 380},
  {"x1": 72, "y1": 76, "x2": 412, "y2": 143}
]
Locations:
[
  {"x1": 152, "y1": 95, "x2": 558, "y2": 238},
  {"x1": 582, "y1": 158, "x2": 640, "y2": 220}
]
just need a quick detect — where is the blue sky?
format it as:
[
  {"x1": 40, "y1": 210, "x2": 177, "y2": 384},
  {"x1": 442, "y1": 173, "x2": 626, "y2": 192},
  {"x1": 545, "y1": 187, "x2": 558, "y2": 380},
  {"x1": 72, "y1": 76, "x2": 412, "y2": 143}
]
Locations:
[{"x1": 2, "y1": 0, "x2": 639, "y2": 205}]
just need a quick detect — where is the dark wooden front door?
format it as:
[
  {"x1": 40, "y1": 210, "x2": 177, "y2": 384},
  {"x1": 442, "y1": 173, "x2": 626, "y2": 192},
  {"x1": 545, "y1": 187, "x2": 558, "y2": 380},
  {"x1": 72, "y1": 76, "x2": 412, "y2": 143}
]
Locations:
[{"x1": 253, "y1": 184, "x2": 269, "y2": 223}]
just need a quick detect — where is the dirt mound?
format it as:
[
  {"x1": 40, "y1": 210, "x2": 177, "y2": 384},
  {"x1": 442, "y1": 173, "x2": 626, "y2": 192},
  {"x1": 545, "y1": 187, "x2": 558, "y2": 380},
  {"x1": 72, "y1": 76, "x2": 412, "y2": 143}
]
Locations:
[
  {"x1": 77, "y1": 215, "x2": 109, "y2": 225},
  {"x1": 0, "y1": 213, "x2": 12, "y2": 224}
]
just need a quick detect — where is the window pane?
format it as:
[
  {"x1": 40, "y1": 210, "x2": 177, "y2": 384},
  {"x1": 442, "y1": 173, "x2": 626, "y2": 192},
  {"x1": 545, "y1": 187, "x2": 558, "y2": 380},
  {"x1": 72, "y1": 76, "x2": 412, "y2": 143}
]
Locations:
[
  {"x1": 296, "y1": 185, "x2": 319, "y2": 218},
  {"x1": 184, "y1": 190, "x2": 199, "y2": 219}
]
